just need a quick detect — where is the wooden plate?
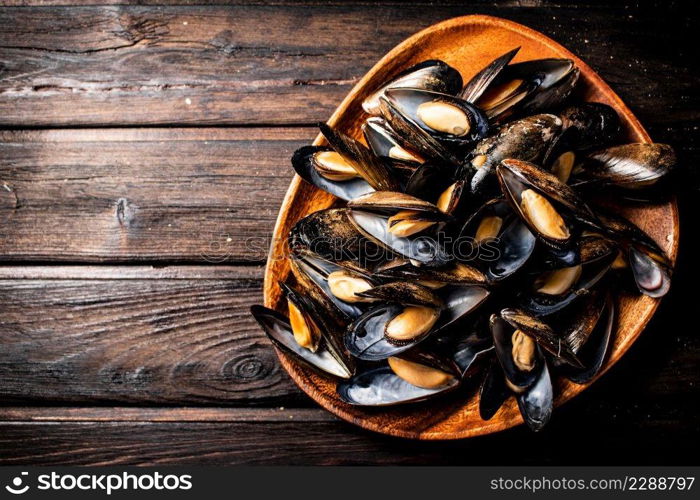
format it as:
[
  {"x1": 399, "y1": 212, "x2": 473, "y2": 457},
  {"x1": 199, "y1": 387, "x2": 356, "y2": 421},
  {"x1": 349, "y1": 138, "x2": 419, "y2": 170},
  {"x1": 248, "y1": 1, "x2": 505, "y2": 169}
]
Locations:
[{"x1": 263, "y1": 15, "x2": 679, "y2": 439}]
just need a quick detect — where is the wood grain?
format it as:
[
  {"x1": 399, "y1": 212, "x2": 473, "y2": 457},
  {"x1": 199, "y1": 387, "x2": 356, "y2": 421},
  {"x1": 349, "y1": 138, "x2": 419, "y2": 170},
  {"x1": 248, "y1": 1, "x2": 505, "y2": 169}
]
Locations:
[
  {"x1": 0, "y1": 265, "x2": 306, "y2": 405},
  {"x1": 0, "y1": 128, "x2": 308, "y2": 262},
  {"x1": 0, "y1": 402, "x2": 696, "y2": 465},
  {"x1": 0, "y1": 4, "x2": 695, "y2": 127}
]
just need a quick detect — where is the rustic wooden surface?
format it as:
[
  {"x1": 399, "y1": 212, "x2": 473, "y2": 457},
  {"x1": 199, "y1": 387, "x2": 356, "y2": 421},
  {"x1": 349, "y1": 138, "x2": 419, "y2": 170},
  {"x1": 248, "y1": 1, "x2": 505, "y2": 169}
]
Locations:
[{"x1": 0, "y1": 1, "x2": 697, "y2": 464}]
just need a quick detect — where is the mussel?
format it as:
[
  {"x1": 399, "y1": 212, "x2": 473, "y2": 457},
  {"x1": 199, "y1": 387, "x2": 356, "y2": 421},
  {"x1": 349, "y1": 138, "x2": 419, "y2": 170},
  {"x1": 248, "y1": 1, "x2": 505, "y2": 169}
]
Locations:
[
  {"x1": 363, "y1": 60, "x2": 463, "y2": 116},
  {"x1": 338, "y1": 349, "x2": 460, "y2": 406}
]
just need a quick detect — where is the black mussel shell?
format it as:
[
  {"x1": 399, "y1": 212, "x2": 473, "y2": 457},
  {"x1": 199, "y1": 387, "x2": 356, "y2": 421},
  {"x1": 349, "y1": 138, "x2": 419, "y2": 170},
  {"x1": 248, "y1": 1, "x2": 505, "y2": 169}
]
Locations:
[
  {"x1": 556, "y1": 102, "x2": 621, "y2": 153},
  {"x1": 319, "y1": 122, "x2": 401, "y2": 192},
  {"x1": 469, "y1": 114, "x2": 563, "y2": 197},
  {"x1": 363, "y1": 117, "x2": 424, "y2": 174},
  {"x1": 291, "y1": 145, "x2": 375, "y2": 202},
  {"x1": 385, "y1": 88, "x2": 489, "y2": 148},
  {"x1": 357, "y1": 281, "x2": 444, "y2": 308},
  {"x1": 476, "y1": 58, "x2": 578, "y2": 122},
  {"x1": 450, "y1": 332, "x2": 494, "y2": 378},
  {"x1": 574, "y1": 143, "x2": 676, "y2": 190},
  {"x1": 289, "y1": 208, "x2": 384, "y2": 270},
  {"x1": 459, "y1": 47, "x2": 520, "y2": 103},
  {"x1": 459, "y1": 197, "x2": 536, "y2": 281},
  {"x1": 344, "y1": 303, "x2": 426, "y2": 360},
  {"x1": 346, "y1": 198, "x2": 453, "y2": 267},
  {"x1": 337, "y1": 357, "x2": 459, "y2": 406},
  {"x1": 373, "y1": 260, "x2": 488, "y2": 286},
  {"x1": 479, "y1": 359, "x2": 511, "y2": 420},
  {"x1": 363, "y1": 59, "x2": 463, "y2": 116},
  {"x1": 434, "y1": 286, "x2": 490, "y2": 332},
  {"x1": 497, "y1": 159, "x2": 601, "y2": 250},
  {"x1": 491, "y1": 313, "x2": 543, "y2": 389},
  {"x1": 290, "y1": 252, "x2": 372, "y2": 319},
  {"x1": 516, "y1": 360, "x2": 553, "y2": 431},
  {"x1": 501, "y1": 308, "x2": 583, "y2": 368},
  {"x1": 560, "y1": 291, "x2": 615, "y2": 384},
  {"x1": 250, "y1": 305, "x2": 354, "y2": 379}
]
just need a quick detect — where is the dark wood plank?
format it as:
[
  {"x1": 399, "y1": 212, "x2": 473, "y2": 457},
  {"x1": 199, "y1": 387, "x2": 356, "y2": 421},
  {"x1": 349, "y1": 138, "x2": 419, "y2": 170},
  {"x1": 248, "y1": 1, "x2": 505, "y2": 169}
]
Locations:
[
  {"x1": 0, "y1": 262, "x2": 697, "y2": 412},
  {"x1": 0, "y1": 404, "x2": 696, "y2": 465},
  {"x1": 0, "y1": 4, "x2": 696, "y2": 129},
  {"x1": 0, "y1": 128, "x2": 307, "y2": 262},
  {"x1": 0, "y1": 265, "x2": 307, "y2": 405}
]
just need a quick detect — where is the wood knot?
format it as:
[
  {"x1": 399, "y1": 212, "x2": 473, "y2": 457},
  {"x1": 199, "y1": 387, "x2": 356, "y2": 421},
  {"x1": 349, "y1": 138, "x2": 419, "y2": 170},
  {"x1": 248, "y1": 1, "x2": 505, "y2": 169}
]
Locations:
[
  {"x1": 223, "y1": 355, "x2": 267, "y2": 381},
  {"x1": 115, "y1": 198, "x2": 135, "y2": 226}
]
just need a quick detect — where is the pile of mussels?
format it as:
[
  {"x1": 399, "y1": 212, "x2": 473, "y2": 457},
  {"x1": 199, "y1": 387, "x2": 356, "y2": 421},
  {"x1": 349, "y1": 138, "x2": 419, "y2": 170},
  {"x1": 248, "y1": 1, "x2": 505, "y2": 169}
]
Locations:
[{"x1": 251, "y1": 48, "x2": 677, "y2": 430}]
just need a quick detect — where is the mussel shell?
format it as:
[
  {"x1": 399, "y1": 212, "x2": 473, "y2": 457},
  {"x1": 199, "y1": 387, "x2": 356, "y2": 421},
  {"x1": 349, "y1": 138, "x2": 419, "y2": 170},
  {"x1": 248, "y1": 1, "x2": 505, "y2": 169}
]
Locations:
[
  {"x1": 459, "y1": 47, "x2": 520, "y2": 102},
  {"x1": 290, "y1": 252, "x2": 369, "y2": 318},
  {"x1": 501, "y1": 308, "x2": 583, "y2": 368},
  {"x1": 556, "y1": 102, "x2": 621, "y2": 152},
  {"x1": 575, "y1": 143, "x2": 676, "y2": 189},
  {"x1": 516, "y1": 360, "x2": 553, "y2": 431},
  {"x1": 458, "y1": 198, "x2": 536, "y2": 281},
  {"x1": 469, "y1": 114, "x2": 563, "y2": 196},
  {"x1": 451, "y1": 332, "x2": 495, "y2": 377},
  {"x1": 560, "y1": 287, "x2": 608, "y2": 354},
  {"x1": 250, "y1": 305, "x2": 354, "y2": 379},
  {"x1": 561, "y1": 292, "x2": 615, "y2": 384},
  {"x1": 404, "y1": 162, "x2": 456, "y2": 201},
  {"x1": 491, "y1": 313, "x2": 542, "y2": 389},
  {"x1": 344, "y1": 303, "x2": 421, "y2": 360},
  {"x1": 497, "y1": 159, "x2": 601, "y2": 248},
  {"x1": 373, "y1": 260, "x2": 488, "y2": 286},
  {"x1": 362, "y1": 117, "x2": 423, "y2": 173},
  {"x1": 291, "y1": 145, "x2": 375, "y2": 202},
  {"x1": 348, "y1": 190, "x2": 450, "y2": 218},
  {"x1": 479, "y1": 359, "x2": 511, "y2": 420},
  {"x1": 289, "y1": 208, "x2": 385, "y2": 270},
  {"x1": 385, "y1": 88, "x2": 489, "y2": 147},
  {"x1": 628, "y1": 246, "x2": 671, "y2": 298},
  {"x1": 363, "y1": 59, "x2": 463, "y2": 116},
  {"x1": 435, "y1": 285, "x2": 490, "y2": 332},
  {"x1": 357, "y1": 281, "x2": 444, "y2": 308},
  {"x1": 319, "y1": 122, "x2": 401, "y2": 192},
  {"x1": 478, "y1": 58, "x2": 578, "y2": 122},
  {"x1": 347, "y1": 210, "x2": 452, "y2": 266},
  {"x1": 337, "y1": 363, "x2": 459, "y2": 406}
]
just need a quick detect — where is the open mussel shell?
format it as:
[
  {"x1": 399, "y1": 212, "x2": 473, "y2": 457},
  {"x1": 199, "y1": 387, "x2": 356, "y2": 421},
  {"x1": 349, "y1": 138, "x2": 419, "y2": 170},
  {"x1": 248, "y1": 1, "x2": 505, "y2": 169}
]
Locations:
[
  {"x1": 363, "y1": 117, "x2": 424, "y2": 173},
  {"x1": 347, "y1": 192, "x2": 453, "y2": 267},
  {"x1": 574, "y1": 143, "x2": 676, "y2": 190},
  {"x1": 500, "y1": 308, "x2": 583, "y2": 368},
  {"x1": 459, "y1": 47, "x2": 520, "y2": 103},
  {"x1": 491, "y1": 313, "x2": 543, "y2": 390},
  {"x1": 337, "y1": 350, "x2": 460, "y2": 406},
  {"x1": 319, "y1": 122, "x2": 401, "y2": 192},
  {"x1": 363, "y1": 59, "x2": 463, "y2": 116},
  {"x1": 497, "y1": 158, "x2": 600, "y2": 250},
  {"x1": 459, "y1": 198, "x2": 536, "y2": 281},
  {"x1": 291, "y1": 145, "x2": 375, "y2": 202},
  {"x1": 383, "y1": 88, "x2": 489, "y2": 149},
  {"x1": 288, "y1": 208, "x2": 386, "y2": 271},
  {"x1": 558, "y1": 290, "x2": 615, "y2": 384},
  {"x1": 522, "y1": 234, "x2": 616, "y2": 315},
  {"x1": 290, "y1": 251, "x2": 376, "y2": 319},
  {"x1": 345, "y1": 284, "x2": 488, "y2": 360},
  {"x1": 357, "y1": 281, "x2": 444, "y2": 308},
  {"x1": 475, "y1": 58, "x2": 578, "y2": 122},
  {"x1": 430, "y1": 324, "x2": 494, "y2": 378},
  {"x1": 516, "y1": 360, "x2": 553, "y2": 431},
  {"x1": 596, "y1": 210, "x2": 672, "y2": 298},
  {"x1": 250, "y1": 305, "x2": 354, "y2": 379},
  {"x1": 469, "y1": 114, "x2": 563, "y2": 197}
]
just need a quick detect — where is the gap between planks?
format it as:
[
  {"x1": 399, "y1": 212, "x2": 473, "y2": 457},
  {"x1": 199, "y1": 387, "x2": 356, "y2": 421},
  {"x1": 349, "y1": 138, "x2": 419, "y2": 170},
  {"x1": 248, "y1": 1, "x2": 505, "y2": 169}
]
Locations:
[
  {"x1": 0, "y1": 265, "x2": 264, "y2": 280},
  {"x1": 0, "y1": 407, "x2": 336, "y2": 423}
]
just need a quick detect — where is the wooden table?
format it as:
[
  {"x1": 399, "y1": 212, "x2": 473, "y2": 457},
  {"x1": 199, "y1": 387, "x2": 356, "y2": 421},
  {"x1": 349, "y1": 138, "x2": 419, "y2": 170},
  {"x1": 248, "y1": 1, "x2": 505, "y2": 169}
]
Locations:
[{"x1": 0, "y1": 1, "x2": 697, "y2": 465}]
